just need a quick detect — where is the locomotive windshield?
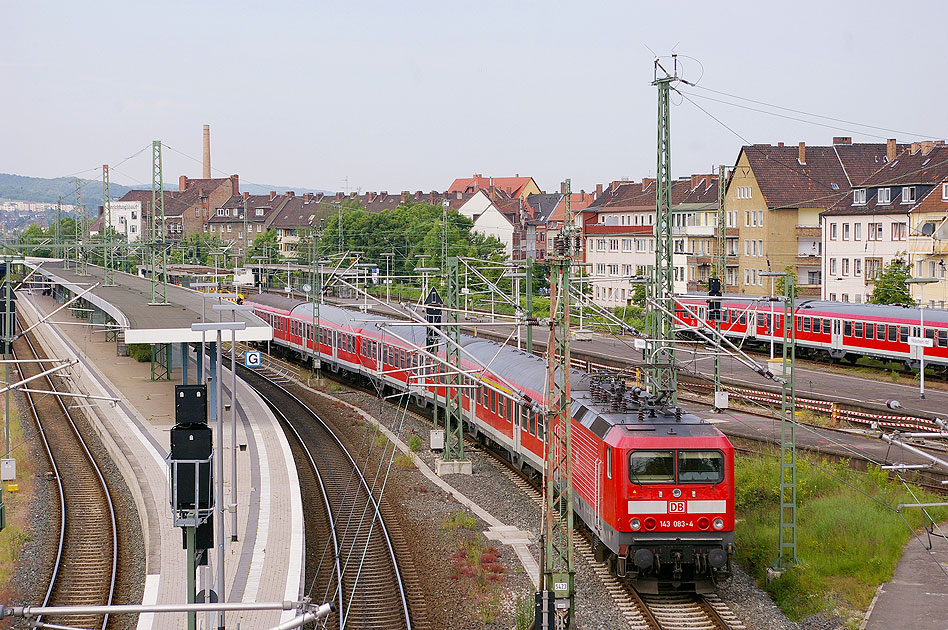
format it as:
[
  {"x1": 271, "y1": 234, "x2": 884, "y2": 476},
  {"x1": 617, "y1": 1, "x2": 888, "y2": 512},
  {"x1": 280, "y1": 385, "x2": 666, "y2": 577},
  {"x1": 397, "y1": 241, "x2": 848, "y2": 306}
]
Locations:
[
  {"x1": 678, "y1": 451, "x2": 725, "y2": 483},
  {"x1": 629, "y1": 450, "x2": 674, "y2": 482},
  {"x1": 629, "y1": 450, "x2": 724, "y2": 484}
]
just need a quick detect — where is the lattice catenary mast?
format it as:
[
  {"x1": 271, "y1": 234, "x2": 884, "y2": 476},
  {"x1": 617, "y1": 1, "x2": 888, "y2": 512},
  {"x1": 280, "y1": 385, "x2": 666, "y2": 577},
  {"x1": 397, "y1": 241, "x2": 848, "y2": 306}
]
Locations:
[{"x1": 539, "y1": 178, "x2": 575, "y2": 628}]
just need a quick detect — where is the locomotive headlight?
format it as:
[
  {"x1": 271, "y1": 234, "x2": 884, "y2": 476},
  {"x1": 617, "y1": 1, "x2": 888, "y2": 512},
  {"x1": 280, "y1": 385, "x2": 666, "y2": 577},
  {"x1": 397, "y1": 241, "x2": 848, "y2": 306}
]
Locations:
[
  {"x1": 713, "y1": 518, "x2": 725, "y2": 530},
  {"x1": 630, "y1": 518, "x2": 641, "y2": 531}
]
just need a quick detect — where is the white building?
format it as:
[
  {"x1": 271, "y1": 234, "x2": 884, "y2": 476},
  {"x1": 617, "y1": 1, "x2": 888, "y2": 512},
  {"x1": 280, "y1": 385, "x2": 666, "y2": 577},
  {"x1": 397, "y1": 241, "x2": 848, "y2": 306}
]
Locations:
[
  {"x1": 106, "y1": 200, "x2": 144, "y2": 241},
  {"x1": 472, "y1": 204, "x2": 515, "y2": 256},
  {"x1": 822, "y1": 188, "x2": 912, "y2": 303}
]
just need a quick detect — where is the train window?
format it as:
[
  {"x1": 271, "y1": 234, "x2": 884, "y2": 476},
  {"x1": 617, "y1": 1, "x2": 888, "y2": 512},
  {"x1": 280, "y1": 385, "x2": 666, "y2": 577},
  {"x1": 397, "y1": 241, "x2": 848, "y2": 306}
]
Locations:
[
  {"x1": 721, "y1": 310, "x2": 729, "y2": 323},
  {"x1": 796, "y1": 317, "x2": 803, "y2": 332},
  {"x1": 865, "y1": 323, "x2": 873, "y2": 339},
  {"x1": 803, "y1": 318, "x2": 811, "y2": 333},
  {"x1": 739, "y1": 312, "x2": 746, "y2": 325},
  {"x1": 606, "y1": 447, "x2": 613, "y2": 480},
  {"x1": 498, "y1": 396, "x2": 505, "y2": 419},
  {"x1": 529, "y1": 410, "x2": 537, "y2": 435},
  {"x1": 876, "y1": 324, "x2": 885, "y2": 341},
  {"x1": 925, "y1": 328, "x2": 935, "y2": 341},
  {"x1": 823, "y1": 319, "x2": 831, "y2": 335},
  {"x1": 538, "y1": 414, "x2": 545, "y2": 440},
  {"x1": 939, "y1": 330, "x2": 947, "y2": 348},
  {"x1": 506, "y1": 398, "x2": 513, "y2": 422},
  {"x1": 900, "y1": 326, "x2": 908, "y2": 343},
  {"x1": 855, "y1": 322, "x2": 863, "y2": 338},
  {"x1": 490, "y1": 389, "x2": 496, "y2": 414},
  {"x1": 629, "y1": 450, "x2": 674, "y2": 483},
  {"x1": 678, "y1": 451, "x2": 725, "y2": 484},
  {"x1": 888, "y1": 326, "x2": 896, "y2": 342},
  {"x1": 757, "y1": 313, "x2": 766, "y2": 327},
  {"x1": 844, "y1": 322, "x2": 852, "y2": 337}
]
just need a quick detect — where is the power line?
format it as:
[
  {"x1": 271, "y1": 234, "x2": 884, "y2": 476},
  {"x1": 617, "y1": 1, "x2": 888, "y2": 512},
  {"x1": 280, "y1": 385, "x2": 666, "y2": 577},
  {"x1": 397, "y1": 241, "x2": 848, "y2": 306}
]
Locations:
[{"x1": 689, "y1": 83, "x2": 944, "y2": 140}]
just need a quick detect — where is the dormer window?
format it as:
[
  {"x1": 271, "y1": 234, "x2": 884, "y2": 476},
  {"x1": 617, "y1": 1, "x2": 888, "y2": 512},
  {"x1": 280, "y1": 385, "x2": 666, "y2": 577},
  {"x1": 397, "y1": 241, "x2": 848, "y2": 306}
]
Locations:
[
  {"x1": 256, "y1": 208, "x2": 264, "y2": 217},
  {"x1": 877, "y1": 188, "x2": 890, "y2": 204},
  {"x1": 853, "y1": 189, "x2": 867, "y2": 205},
  {"x1": 901, "y1": 186, "x2": 916, "y2": 204}
]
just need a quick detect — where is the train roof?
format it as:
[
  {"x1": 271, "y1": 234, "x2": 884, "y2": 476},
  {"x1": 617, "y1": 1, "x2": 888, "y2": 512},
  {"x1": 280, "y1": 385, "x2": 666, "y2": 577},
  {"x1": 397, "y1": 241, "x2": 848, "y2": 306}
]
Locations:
[
  {"x1": 680, "y1": 293, "x2": 948, "y2": 324},
  {"x1": 247, "y1": 292, "x2": 306, "y2": 311}
]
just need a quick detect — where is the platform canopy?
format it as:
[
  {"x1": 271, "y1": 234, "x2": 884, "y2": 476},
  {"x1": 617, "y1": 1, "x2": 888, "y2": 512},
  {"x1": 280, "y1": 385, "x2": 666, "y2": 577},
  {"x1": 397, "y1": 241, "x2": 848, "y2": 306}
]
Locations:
[{"x1": 24, "y1": 260, "x2": 273, "y2": 344}]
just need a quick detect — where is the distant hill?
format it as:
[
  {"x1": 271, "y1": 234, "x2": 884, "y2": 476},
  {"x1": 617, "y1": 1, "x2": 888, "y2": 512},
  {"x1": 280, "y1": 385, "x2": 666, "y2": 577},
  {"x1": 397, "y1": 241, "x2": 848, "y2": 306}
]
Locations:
[
  {"x1": 0, "y1": 172, "x2": 328, "y2": 205},
  {"x1": 0, "y1": 173, "x2": 138, "y2": 205}
]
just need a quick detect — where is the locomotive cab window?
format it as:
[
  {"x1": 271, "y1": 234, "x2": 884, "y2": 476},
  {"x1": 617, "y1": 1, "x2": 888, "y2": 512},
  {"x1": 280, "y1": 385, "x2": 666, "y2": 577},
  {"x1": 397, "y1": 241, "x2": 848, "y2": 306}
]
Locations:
[
  {"x1": 678, "y1": 451, "x2": 725, "y2": 483},
  {"x1": 606, "y1": 447, "x2": 613, "y2": 480},
  {"x1": 629, "y1": 450, "x2": 675, "y2": 483}
]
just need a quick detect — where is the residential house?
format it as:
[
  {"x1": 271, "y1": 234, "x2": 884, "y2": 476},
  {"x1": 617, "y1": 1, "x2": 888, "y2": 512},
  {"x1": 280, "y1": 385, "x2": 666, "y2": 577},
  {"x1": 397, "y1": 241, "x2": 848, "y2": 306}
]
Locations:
[
  {"x1": 165, "y1": 174, "x2": 240, "y2": 240},
  {"x1": 448, "y1": 174, "x2": 542, "y2": 200},
  {"x1": 821, "y1": 139, "x2": 913, "y2": 303},
  {"x1": 726, "y1": 138, "x2": 902, "y2": 297},
  {"x1": 208, "y1": 191, "x2": 292, "y2": 259},
  {"x1": 267, "y1": 193, "x2": 327, "y2": 259},
  {"x1": 95, "y1": 189, "x2": 179, "y2": 241}
]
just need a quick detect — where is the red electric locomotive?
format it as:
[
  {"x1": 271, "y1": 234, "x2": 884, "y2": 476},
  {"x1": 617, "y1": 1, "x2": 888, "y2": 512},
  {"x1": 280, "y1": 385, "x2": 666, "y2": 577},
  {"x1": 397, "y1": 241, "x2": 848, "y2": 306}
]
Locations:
[{"x1": 246, "y1": 292, "x2": 735, "y2": 593}]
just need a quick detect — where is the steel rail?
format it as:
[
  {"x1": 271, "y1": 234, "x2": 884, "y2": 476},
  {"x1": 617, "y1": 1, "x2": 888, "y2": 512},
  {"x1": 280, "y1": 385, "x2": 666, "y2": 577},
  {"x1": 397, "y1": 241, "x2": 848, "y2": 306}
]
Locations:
[
  {"x1": 238, "y1": 366, "x2": 412, "y2": 630},
  {"x1": 17, "y1": 322, "x2": 118, "y2": 630}
]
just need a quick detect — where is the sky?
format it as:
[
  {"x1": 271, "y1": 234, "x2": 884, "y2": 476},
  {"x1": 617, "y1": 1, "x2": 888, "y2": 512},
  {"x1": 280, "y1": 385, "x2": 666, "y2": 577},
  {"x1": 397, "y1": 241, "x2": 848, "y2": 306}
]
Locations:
[{"x1": 3, "y1": 1, "x2": 947, "y2": 195}]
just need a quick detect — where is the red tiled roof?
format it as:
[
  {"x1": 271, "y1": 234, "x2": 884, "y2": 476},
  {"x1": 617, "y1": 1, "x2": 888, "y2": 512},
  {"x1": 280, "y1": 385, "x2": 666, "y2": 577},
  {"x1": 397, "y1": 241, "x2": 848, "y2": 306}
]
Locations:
[
  {"x1": 740, "y1": 144, "x2": 848, "y2": 209},
  {"x1": 448, "y1": 175, "x2": 537, "y2": 197},
  {"x1": 860, "y1": 143, "x2": 948, "y2": 187}
]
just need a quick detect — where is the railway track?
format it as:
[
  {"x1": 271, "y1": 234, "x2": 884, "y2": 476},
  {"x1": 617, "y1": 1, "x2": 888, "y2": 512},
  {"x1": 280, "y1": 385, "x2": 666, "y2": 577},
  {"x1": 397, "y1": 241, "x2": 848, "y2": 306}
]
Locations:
[
  {"x1": 236, "y1": 362, "x2": 427, "y2": 630},
  {"x1": 240, "y1": 343, "x2": 743, "y2": 630},
  {"x1": 14, "y1": 321, "x2": 118, "y2": 629}
]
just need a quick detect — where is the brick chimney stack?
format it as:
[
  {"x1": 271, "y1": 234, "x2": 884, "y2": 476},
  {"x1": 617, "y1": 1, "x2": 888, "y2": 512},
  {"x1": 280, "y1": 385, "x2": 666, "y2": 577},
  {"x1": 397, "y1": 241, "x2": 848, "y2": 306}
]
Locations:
[
  {"x1": 203, "y1": 125, "x2": 211, "y2": 179},
  {"x1": 833, "y1": 137, "x2": 852, "y2": 145},
  {"x1": 179, "y1": 175, "x2": 188, "y2": 191},
  {"x1": 798, "y1": 142, "x2": 806, "y2": 165},
  {"x1": 886, "y1": 138, "x2": 897, "y2": 162}
]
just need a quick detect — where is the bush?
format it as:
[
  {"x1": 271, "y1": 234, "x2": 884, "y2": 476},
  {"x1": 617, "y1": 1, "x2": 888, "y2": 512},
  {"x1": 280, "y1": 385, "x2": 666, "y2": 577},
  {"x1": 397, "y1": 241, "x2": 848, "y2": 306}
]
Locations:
[
  {"x1": 128, "y1": 344, "x2": 152, "y2": 363},
  {"x1": 407, "y1": 435, "x2": 422, "y2": 452},
  {"x1": 735, "y1": 451, "x2": 948, "y2": 620}
]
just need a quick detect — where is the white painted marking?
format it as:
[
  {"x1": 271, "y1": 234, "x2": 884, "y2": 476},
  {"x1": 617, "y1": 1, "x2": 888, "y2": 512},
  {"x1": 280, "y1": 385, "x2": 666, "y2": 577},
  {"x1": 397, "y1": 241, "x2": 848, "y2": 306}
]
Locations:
[
  {"x1": 135, "y1": 574, "x2": 160, "y2": 630},
  {"x1": 628, "y1": 500, "x2": 667, "y2": 514},
  {"x1": 687, "y1": 499, "x2": 726, "y2": 513}
]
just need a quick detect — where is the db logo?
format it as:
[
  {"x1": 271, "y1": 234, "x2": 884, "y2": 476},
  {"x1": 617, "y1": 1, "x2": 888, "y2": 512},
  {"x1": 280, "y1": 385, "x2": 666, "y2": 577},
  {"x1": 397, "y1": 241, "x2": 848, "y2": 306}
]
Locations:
[
  {"x1": 669, "y1": 501, "x2": 685, "y2": 513},
  {"x1": 244, "y1": 351, "x2": 262, "y2": 368}
]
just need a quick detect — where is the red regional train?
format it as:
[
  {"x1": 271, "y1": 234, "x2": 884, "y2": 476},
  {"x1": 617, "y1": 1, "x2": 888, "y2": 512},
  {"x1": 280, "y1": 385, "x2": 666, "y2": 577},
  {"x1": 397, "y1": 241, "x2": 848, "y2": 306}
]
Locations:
[
  {"x1": 675, "y1": 297, "x2": 948, "y2": 369},
  {"x1": 246, "y1": 292, "x2": 735, "y2": 593}
]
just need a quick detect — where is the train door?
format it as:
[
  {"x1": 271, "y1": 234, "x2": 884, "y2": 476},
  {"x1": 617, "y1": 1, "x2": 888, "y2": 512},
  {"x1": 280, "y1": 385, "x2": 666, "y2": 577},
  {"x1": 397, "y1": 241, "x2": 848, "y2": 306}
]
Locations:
[
  {"x1": 831, "y1": 319, "x2": 843, "y2": 351},
  {"x1": 747, "y1": 308, "x2": 758, "y2": 338},
  {"x1": 512, "y1": 403, "x2": 521, "y2": 454}
]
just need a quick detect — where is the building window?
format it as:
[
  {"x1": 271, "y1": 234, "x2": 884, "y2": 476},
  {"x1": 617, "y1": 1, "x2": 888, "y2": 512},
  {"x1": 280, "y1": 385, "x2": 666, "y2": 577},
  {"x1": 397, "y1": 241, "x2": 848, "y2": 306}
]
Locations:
[
  {"x1": 830, "y1": 258, "x2": 837, "y2": 275},
  {"x1": 901, "y1": 186, "x2": 916, "y2": 204},
  {"x1": 830, "y1": 223, "x2": 838, "y2": 240},
  {"x1": 854, "y1": 259, "x2": 862, "y2": 276},
  {"x1": 195, "y1": 208, "x2": 200, "y2": 217},
  {"x1": 597, "y1": 239, "x2": 606, "y2": 251},
  {"x1": 842, "y1": 258, "x2": 850, "y2": 275},
  {"x1": 256, "y1": 208, "x2": 264, "y2": 216},
  {"x1": 227, "y1": 224, "x2": 232, "y2": 232},
  {"x1": 610, "y1": 239, "x2": 619, "y2": 251},
  {"x1": 868, "y1": 222, "x2": 883, "y2": 240},
  {"x1": 736, "y1": 186, "x2": 752, "y2": 199},
  {"x1": 622, "y1": 239, "x2": 633, "y2": 252},
  {"x1": 130, "y1": 225, "x2": 136, "y2": 233},
  {"x1": 854, "y1": 223, "x2": 862, "y2": 240},
  {"x1": 877, "y1": 188, "x2": 890, "y2": 204},
  {"x1": 865, "y1": 258, "x2": 882, "y2": 280},
  {"x1": 892, "y1": 222, "x2": 907, "y2": 240},
  {"x1": 843, "y1": 223, "x2": 850, "y2": 240},
  {"x1": 943, "y1": 183, "x2": 948, "y2": 200},
  {"x1": 257, "y1": 224, "x2": 261, "y2": 232},
  {"x1": 853, "y1": 189, "x2": 867, "y2": 205}
]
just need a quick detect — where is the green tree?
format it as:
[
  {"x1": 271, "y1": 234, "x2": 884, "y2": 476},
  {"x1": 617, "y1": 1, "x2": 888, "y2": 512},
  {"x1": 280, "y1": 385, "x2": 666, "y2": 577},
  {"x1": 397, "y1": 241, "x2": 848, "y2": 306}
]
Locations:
[
  {"x1": 868, "y1": 257, "x2": 913, "y2": 305},
  {"x1": 774, "y1": 265, "x2": 797, "y2": 295},
  {"x1": 246, "y1": 229, "x2": 281, "y2": 264}
]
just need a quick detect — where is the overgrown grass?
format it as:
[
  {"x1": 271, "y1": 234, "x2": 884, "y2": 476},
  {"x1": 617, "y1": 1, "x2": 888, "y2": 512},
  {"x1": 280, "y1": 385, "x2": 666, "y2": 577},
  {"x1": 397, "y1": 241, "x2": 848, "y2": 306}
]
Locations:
[
  {"x1": 394, "y1": 452, "x2": 413, "y2": 469},
  {"x1": 128, "y1": 343, "x2": 152, "y2": 363},
  {"x1": 735, "y1": 451, "x2": 948, "y2": 621},
  {"x1": 0, "y1": 405, "x2": 34, "y2": 586},
  {"x1": 407, "y1": 435, "x2": 422, "y2": 452},
  {"x1": 441, "y1": 509, "x2": 477, "y2": 533}
]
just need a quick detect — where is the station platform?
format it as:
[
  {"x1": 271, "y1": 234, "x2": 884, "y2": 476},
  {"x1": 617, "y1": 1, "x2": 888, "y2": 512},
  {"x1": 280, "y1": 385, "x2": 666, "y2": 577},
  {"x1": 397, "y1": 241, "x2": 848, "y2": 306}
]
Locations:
[
  {"x1": 18, "y1": 288, "x2": 304, "y2": 628},
  {"x1": 24, "y1": 260, "x2": 270, "y2": 344}
]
